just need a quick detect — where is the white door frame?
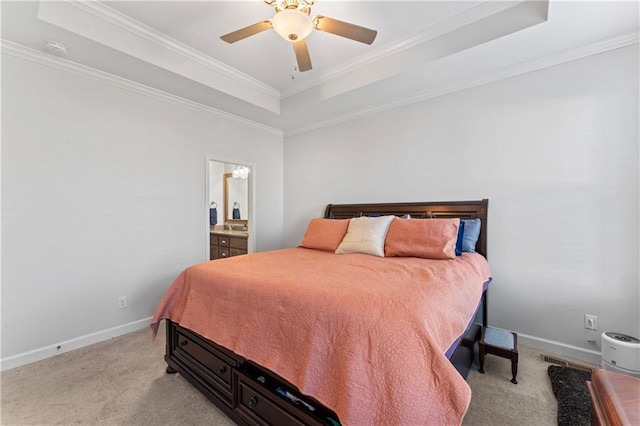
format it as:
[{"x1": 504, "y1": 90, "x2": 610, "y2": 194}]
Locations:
[{"x1": 205, "y1": 155, "x2": 257, "y2": 258}]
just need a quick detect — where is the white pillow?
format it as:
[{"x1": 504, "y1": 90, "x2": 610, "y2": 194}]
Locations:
[{"x1": 335, "y1": 215, "x2": 395, "y2": 257}]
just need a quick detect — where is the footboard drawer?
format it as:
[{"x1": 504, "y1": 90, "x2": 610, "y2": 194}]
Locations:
[
  {"x1": 236, "y1": 372, "x2": 314, "y2": 426},
  {"x1": 172, "y1": 328, "x2": 236, "y2": 406},
  {"x1": 166, "y1": 321, "x2": 337, "y2": 425}
]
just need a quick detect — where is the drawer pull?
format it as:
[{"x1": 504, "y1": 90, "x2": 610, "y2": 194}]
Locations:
[
  {"x1": 179, "y1": 340, "x2": 188, "y2": 347},
  {"x1": 217, "y1": 366, "x2": 227, "y2": 375},
  {"x1": 221, "y1": 239, "x2": 228, "y2": 244},
  {"x1": 221, "y1": 252, "x2": 227, "y2": 257},
  {"x1": 248, "y1": 396, "x2": 258, "y2": 408}
]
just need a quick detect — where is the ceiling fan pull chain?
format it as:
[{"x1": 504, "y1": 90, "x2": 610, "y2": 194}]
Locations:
[{"x1": 291, "y1": 50, "x2": 298, "y2": 79}]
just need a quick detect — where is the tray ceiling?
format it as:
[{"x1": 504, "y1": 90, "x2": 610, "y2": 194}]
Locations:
[{"x1": 1, "y1": 1, "x2": 638, "y2": 134}]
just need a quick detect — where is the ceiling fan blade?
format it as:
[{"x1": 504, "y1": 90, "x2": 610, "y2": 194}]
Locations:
[
  {"x1": 220, "y1": 20, "x2": 272, "y2": 43},
  {"x1": 293, "y1": 39, "x2": 312, "y2": 72},
  {"x1": 313, "y1": 15, "x2": 377, "y2": 45}
]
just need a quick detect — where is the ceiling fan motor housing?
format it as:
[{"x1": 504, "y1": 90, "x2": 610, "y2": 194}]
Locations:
[{"x1": 267, "y1": 0, "x2": 314, "y2": 14}]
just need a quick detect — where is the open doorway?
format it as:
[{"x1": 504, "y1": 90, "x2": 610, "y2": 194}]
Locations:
[{"x1": 206, "y1": 156, "x2": 255, "y2": 260}]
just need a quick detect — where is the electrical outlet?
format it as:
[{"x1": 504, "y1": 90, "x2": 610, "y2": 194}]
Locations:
[
  {"x1": 118, "y1": 296, "x2": 128, "y2": 310},
  {"x1": 584, "y1": 314, "x2": 598, "y2": 330}
]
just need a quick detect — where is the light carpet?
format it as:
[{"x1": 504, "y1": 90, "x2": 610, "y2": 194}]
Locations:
[{"x1": 2, "y1": 324, "x2": 560, "y2": 425}]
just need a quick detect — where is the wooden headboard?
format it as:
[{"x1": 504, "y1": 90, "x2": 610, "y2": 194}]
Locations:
[{"x1": 324, "y1": 199, "x2": 488, "y2": 258}]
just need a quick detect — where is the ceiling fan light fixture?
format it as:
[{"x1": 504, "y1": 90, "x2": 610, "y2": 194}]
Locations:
[
  {"x1": 272, "y1": 9, "x2": 313, "y2": 42},
  {"x1": 222, "y1": 0, "x2": 377, "y2": 72}
]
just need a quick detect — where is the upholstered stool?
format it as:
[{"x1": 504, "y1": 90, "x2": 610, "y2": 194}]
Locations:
[{"x1": 479, "y1": 326, "x2": 518, "y2": 384}]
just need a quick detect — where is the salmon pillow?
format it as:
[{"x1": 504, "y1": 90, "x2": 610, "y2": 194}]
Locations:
[
  {"x1": 385, "y1": 217, "x2": 460, "y2": 259},
  {"x1": 299, "y1": 218, "x2": 350, "y2": 251}
]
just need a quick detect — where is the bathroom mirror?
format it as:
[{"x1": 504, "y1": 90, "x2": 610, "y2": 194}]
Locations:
[{"x1": 224, "y1": 172, "x2": 248, "y2": 224}]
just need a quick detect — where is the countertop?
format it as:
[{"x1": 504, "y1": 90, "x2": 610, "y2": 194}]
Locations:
[{"x1": 210, "y1": 227, "x2": 248, "y2": 237}]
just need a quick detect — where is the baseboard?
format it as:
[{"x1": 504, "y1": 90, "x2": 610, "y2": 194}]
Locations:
[
  {"x1": 0, "y1": 317, "x2": 153, "y2": 372},
  {"x1": 1, "y1": 321, "x2": 603, "y2": 372},
  {"x1": 517, "y1": 332, "x2": 601, "y2": 366}
]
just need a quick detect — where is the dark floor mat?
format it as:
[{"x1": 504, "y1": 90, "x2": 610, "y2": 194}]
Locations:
[{"x1": 547, "y1": 365, "x2": 592, "y2": 426}]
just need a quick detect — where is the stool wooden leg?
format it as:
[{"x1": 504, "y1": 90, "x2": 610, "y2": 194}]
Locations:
[
  {"x1": 479, "y1": 343, "x2": 485, "y2": 374},
  {"x1": 511, "y1": 352, "x2": 518, "y2": 384}
]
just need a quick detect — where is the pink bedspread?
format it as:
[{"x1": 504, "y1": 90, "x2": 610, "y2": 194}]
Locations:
[{"x1": 151, "y1": 248, "x2": 491, "y2": 426}]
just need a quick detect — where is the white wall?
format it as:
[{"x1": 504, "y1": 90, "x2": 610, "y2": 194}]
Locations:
[
  {"x1": 283, "y1": 46, "x2": 639, "y2": 363},
  {"x1": 1, "y1": 53, "x2": 284, "y2": 367},
  {"x1": 2, "y1": 42, "x2": 637, "y2": 370}
]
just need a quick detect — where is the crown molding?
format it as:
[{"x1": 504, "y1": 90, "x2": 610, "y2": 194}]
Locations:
[
  {"x1": 285, "y1": 31, "x2": 639, "y2": 137},
  {"x1": 3, "y1": 27, "x2": 635, "y2": 140},
  {"x1": 69, "y1": 0, "x2": 280, "y2": 100},
  {"x1": 281, "y1": 1, "x2": 520, "y2": 99},
  {"x1": 0, "y1": 40, "x2": 283, "y2": 137}
]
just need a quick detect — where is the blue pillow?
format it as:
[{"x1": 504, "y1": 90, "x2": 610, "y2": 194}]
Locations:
[
  {"x1": 455, "y1": 220, "x2": 464, "y2": 256},
  {"x1": 461, "y1": 219, "x2": 481, "y2": 252}
]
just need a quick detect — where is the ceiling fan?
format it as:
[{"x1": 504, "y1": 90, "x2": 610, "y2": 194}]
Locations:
[{"x1": 220, "y1": 0, "x2": 378, "y2": 72}]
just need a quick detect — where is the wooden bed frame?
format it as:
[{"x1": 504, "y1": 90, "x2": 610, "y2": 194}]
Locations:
[{"x1": 164, "y1": 199, "x2": 489, "y2": 426}]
